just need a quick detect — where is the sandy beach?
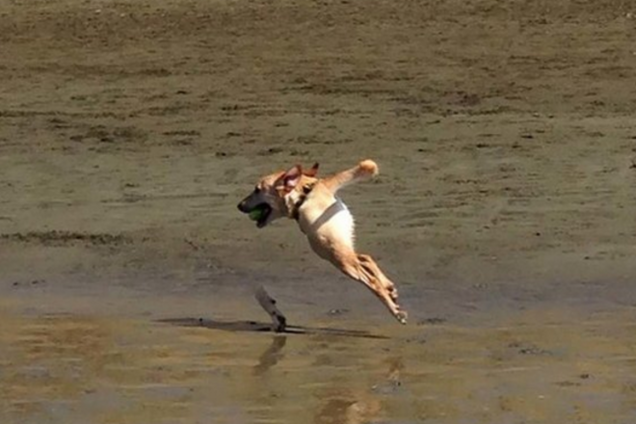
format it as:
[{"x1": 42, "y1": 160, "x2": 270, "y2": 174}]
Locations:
[{"x1": 1, "y1": 0, "x2": 636, "y2": 422}]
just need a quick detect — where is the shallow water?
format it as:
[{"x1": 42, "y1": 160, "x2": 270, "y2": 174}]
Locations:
[{"x1": 2, "y1": 304, "x2": 636, "y2": 424}]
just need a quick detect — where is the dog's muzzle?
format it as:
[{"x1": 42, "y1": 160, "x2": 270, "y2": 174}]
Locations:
[
  {"x1": 237, "y1": 201, "x2": 250, "y2": 213},
  {"x1": 238, "y1": 200, "x2": 273, "y2": 228}
]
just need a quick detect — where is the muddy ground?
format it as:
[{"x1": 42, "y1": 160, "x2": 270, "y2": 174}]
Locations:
[{"x1": 1, "y1": 0, "x2": 636, "y2": 423}]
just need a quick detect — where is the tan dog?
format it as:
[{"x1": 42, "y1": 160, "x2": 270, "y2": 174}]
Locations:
[{"x1": 238, "y1": 159, "x2": 407, "y2": 330}]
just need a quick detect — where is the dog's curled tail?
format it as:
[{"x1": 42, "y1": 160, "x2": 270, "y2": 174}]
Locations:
[
  {"x1": 357, "y1": 159, "x2": 379, "y2": 178},
  {"x1": 323, "y1": 159, "x2": 379, "y2": 193}
]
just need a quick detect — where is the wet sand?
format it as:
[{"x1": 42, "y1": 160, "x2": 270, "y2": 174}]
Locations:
[
  {"x1": 1, "y1": 0, "x2": 636, "y2": 422},
  {"x1": 3, "y1": 300, "x2": 636, "y2": 424}
]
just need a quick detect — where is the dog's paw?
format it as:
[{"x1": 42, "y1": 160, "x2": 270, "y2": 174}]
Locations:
[
  {"x1": 395, "y1": 310, "x2": 408, "y2": 325},
  {"x1": 272, "y1": 314, "x2": 287, "y2": 333}
]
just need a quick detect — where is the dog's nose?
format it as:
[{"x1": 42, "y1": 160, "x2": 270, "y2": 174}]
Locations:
[{"x1": 237, "y1": 202, "x2": 247, "y2": 213}]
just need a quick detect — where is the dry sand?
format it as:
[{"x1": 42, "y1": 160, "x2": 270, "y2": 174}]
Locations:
[{"x1": 1, "y1": 0, "x2": 636, "y2": 422}]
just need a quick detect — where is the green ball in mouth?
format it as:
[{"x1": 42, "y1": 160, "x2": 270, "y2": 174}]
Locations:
[{"x1": 249, "y1": 206, "x2": 266, "y2": 221}]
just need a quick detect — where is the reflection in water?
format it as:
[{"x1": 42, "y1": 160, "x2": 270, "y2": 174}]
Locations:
[
  {"x1": 314, "y1": 355, "x2": 403, "y2": 424},
  {"x1": 253, "y1": 336, "x2": 287, "y2": 376},
  {"x1": 2, "y1": 309, "x2": 636, "y2": 424},
  {"x1": 316, "y1": 397, "x2": 379, "y2": 424},
  {"x1": 247, "y1": 332, "x2": 402, "y2": 424}
]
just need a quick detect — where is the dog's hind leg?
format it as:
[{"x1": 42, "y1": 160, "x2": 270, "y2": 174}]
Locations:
[
  {"x1": 357, "y1": 254, "x2": 399, "y2": 301},
  {"x1": 336, "y1": 254, "x2": 407, "y2": 324},
  {"x1": 254, "y1": 285, "x2": 287, "y2": 332}
]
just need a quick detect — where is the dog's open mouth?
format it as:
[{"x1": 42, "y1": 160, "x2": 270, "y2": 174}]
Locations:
[{"x1": 247, "y1": 203, "x2": 272, "y2": 228}]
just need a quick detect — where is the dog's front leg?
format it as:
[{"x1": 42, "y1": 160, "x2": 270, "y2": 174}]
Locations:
[{"x1": 254, "y1": 285, "x2": 287, "y2": 332}]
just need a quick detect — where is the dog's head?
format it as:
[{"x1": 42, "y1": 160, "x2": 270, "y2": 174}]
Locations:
[{"x1": 237, "y1": 163, "x2": 319, "y2": 228}]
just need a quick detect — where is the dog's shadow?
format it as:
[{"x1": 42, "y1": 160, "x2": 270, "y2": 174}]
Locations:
[{"x1": 158, "y1": 317, "x2": 388, "y2": 339}]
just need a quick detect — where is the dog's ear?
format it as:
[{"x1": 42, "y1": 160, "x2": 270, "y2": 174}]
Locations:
[
  {"x1": 282, "y1": 165, "x2": 302, "y2": 191},
  {"x1": 303, "y1": 162, "x2": 319, "y2": 178}
]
